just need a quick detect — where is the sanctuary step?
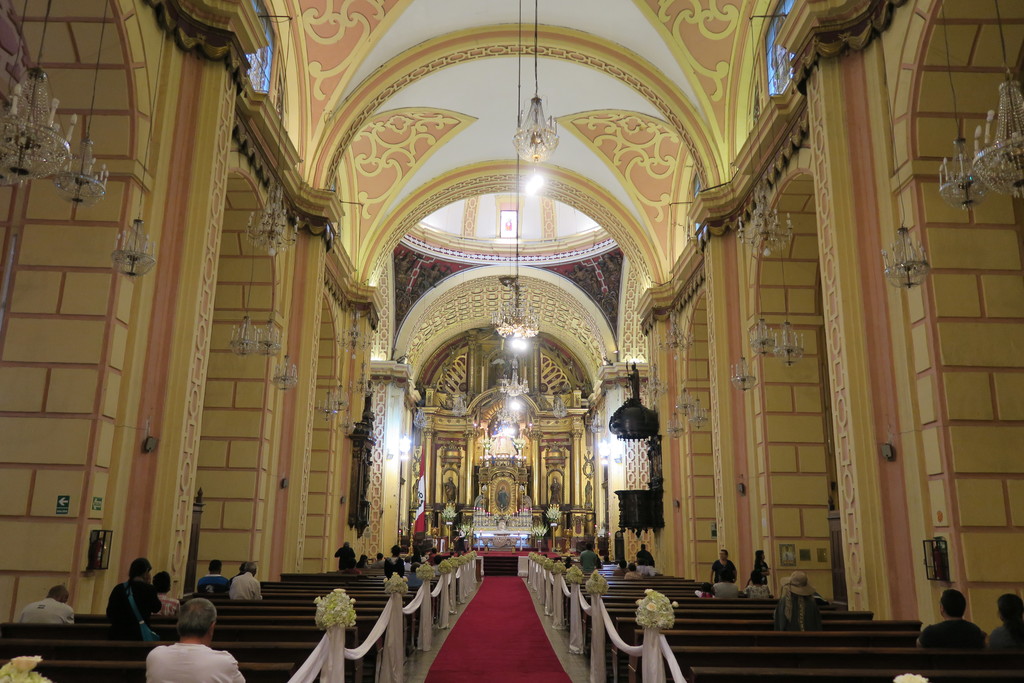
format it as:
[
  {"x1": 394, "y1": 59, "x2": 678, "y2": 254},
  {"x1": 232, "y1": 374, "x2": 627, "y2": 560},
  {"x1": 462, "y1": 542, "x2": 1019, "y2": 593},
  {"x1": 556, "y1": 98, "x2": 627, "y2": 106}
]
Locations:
[{"x1": 482, "y1": 555, "x2": 521, "y2": 576}]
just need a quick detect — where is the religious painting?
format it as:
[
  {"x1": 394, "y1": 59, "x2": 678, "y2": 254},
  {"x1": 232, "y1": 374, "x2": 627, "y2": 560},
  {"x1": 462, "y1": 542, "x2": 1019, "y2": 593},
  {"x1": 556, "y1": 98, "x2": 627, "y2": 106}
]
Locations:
[
  {"x1": 497, "y1": 485, "x2": 510, "y2": 511},
  {"x1": 499, "y1": 209, "x2": 517, "y2": 238},
  {"x1": 778, "y1": 543, "x2": 796, "y2": 567}
]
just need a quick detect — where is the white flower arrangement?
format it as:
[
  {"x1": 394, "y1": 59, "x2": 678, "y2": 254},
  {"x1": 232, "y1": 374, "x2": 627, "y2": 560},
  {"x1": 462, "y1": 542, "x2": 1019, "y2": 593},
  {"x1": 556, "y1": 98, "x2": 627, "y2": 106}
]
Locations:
[
  {"x1": 543, "y1": 558, "x2": 556, "y2": 571},
  {"x1": 893, "y1": 675, "x2": 930, "y2": 683},
  {"x1": 438, "y1": 558, "x2": 454, "y2": 574},
  {"x1": 314, "y1": 588, "x2": 357, "y2": 631},
  {"x1": 441, "y1": 503, "x2": 457, "y2": 522},
  {"x1": 384, "y1": 573, "x2": 409, "y2": 594},
  {"x1": 545, "y1": 505, "x2": 560, "y2": 523},
  {"x1": 585, "y1": 570, "x2": 608, "y2": 595},
  {"x1": 565, "y1": 565, "x2": 585, "y2": 585},
  {"x1": 531, "y1": 524, "x2": 548, "y2": 539},
  {"x1": 416, "y1": 563, "x2": 435, "y2": 581},
  {"x1": 635, "y1": 589, "x2": 678, "y2": 631},
  {"x1": 0, "y1": 657, "x2": 53, "y2": 683},
  {"x1": 550, "y1": 562, "x2": 566, "y2": 575}
]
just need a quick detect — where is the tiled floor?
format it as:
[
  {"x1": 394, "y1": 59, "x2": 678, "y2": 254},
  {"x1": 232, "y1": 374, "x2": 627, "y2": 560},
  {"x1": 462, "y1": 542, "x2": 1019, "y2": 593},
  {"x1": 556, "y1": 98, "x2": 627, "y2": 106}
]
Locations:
[{"x1": 404, "y1": 575, "x2": 589, "y2": 683}]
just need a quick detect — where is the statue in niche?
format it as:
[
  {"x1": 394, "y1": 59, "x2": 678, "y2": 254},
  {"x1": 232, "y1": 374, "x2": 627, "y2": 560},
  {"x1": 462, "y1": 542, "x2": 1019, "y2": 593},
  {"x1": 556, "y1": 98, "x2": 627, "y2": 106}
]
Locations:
[
  {"x1": 585, "y1": 481, "x2": 593, "y2": 508},
  {"x1": 473, "y1": 488, "x2": 486, "y2": 509},
  {"x1": 550, "y1": 477, "x2": 562, "y2": 506},
  {"x1": 497, "y1": 485, "x2": 510, "y2": 511},
  {"x1": 444, "y1": 476, "x2": 457, "y2": 504},
  {"x1": 520, "y1": 485, "x2": 532, "y2": 511}
]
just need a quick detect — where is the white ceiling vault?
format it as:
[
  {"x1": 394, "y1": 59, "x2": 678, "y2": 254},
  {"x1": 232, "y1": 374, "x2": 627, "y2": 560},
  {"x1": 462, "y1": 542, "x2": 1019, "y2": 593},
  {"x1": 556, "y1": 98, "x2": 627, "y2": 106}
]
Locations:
[{"x1": 275, "y1": 0, "x2": 768, "y2": 368}]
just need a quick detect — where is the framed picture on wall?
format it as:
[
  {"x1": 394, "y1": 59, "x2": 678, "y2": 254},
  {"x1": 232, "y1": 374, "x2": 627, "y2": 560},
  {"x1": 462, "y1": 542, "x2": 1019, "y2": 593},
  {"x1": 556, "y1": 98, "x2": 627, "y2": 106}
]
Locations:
[
  {"x1": 778, "y1": 543, "x2": 796, "y2": 567},
  {"x1": 499, "y1": 209, "x2": 517, "y2": 238}
]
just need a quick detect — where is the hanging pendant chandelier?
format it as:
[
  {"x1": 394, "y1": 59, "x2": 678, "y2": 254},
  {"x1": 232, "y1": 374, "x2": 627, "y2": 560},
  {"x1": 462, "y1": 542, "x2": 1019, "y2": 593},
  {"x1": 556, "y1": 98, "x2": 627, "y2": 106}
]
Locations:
[
  {"x1": 749, "y1": 317, "x2": 774, "y2": 356},
  {"x1": 0, "y1": 67, "x2": 74, "y2": 184},
  {"x1": 589, "y1": 411, "x2": 602, "y2": 434},
  {"x1": 230, "y1": 315, "x2": 260, "y2": 356},
  {"x1": 666, "y1": 412, "x2": 684, "y2": 438},
  {"x1": 663, "y1": 313, "x2": 693, "y2": 357},
  {"x1": 739, "y1": 183, "x2": 792, "y2": 258},
  {"x1": 730, "y1": 356, "x2": 757, "y2": 391},
  {"x1": 247, "y1": 182, "x2": 296, "y2": 256},
  {"x1": 551, "y1": 393, "x2": 568, "y2": 419},
  {"x1": 939, "y1": 136, "x2": 988, "y2": 210},
  {"x1": 318, "y1": 386, "x2": 342, "y2": 421},
  {"x1": 271, "y1": 354, "x2": 298, "y2": 390},
  {"x1": 688, "y1": 398, "x2": 708, "y2": 429},
  {"x1": 493, "y1": 276, "x2": 539, "y2": 338},
  {"x1": 882, "y1": 226, "x2": 930, "y2": 289},
  {"x1": 514, "y1": 96, "x2": 559, "y2": 163},
  {"x1": 111, "y1": 218, "x2": 157, "y2": 277},
  {"x1": 452, "y1": 393, "x2": 468, "y2": 417},
  {"x1": 974, "y1": 76, "x2": 1024, "y2": 197},
  {"x1": 499, "y1": 358, "x2": 529, "y2": 397},
  {"x1": 773, "y1": 321, "x2": 804, "y2": 366},
  {"x1": 54, "y1": 137, "x2": 108, "y2": 205},
  {"x1": 256, "y1": 317, "x2": 281, "y2": 356},
  {"x1": 413, "y1": 407, "x2": 428, "y2": 429},
  {"x1": 512, "y1": 0, "x2": 558, "y2": 163},
  {"x1": 677, "y1": 389, "x2": 696, "y2": 417}
]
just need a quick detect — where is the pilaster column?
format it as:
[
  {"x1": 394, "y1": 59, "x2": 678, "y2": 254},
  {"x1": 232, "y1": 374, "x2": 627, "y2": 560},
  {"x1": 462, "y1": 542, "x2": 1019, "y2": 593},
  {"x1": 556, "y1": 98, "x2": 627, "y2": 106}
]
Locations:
[{"x1": 806, "y1": 56, "x2": 892, "y2": 614}]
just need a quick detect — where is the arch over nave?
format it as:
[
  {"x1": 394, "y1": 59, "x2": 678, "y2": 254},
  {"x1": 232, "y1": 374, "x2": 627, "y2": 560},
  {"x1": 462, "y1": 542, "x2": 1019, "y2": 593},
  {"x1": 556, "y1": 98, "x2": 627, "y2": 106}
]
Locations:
[{"x1": 0, "y1": 0, "x2": 1023, "y2": 640}]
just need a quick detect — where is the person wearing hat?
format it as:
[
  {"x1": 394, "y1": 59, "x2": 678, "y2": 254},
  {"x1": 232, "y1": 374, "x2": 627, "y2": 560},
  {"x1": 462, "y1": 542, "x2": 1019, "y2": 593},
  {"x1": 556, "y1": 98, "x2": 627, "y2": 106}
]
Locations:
[{"x1": 773, "y1": 570, "x2": 822, "y2": 631}]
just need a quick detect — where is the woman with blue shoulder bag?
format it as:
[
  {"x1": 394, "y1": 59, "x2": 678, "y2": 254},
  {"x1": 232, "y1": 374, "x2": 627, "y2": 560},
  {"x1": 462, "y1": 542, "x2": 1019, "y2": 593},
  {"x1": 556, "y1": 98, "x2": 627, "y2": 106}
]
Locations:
[{"x1": 106, "y1": 557, "x2": 163, "y2": 640}]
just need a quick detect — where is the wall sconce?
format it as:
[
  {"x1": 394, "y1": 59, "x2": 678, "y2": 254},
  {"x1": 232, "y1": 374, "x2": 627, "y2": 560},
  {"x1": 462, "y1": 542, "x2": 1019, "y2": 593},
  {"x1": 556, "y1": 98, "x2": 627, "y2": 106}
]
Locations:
[
  {"x1": 737, "y1": 482, "x2": 746, "y2": 496},
  {"x1": 86, "y1": 529, "x2": 112, "y2": 571},
  {"x1": 923, "y1": 536, "x2": 949, "y2": 581}
]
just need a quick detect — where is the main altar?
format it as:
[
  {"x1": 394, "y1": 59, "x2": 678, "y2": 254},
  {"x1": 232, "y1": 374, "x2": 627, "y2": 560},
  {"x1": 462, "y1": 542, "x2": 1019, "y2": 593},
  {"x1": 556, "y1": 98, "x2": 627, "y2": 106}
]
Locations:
[{"x1": 472, "y1": 433, "x2": 533, "y2": 549}]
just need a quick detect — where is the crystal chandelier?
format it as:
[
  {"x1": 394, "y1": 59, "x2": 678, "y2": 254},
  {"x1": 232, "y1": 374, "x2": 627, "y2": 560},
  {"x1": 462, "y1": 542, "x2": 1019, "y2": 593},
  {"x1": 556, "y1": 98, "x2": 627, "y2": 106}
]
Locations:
[
  {"x1": 452, "y1": 393, "x2": 468, "y2": 417},
  {"x1": 230, "y1": 315, "x2": 260, "y2": 356},
  {"x1": 256, "y1": 317, "x2": 281, "y2": 356},
  {"x1": 663, "y1": 313, "x2": 693, "y2": 356},
  {"x1": 677, "y1": 389, "x2": 696, "y2": 417},
  {"x1": 499, "y1": 358, "x2": 529, "y2": 396},
  {"x1": 739, "y1": 183, "x2": 792, "y2": 258},
  {"x1": 247, "y1": 183, "x2": 296, "y2": 256},
  {"x1": 512, "y1": 0, "x2": 558, "y2": 163},
  {"x1": 730, "y1": 356, "x2": 757, "y2": 391},
  {"x1": 773, "y1": 321, "x2": 804, "y2": 366},
  {"x1": 974, "y1": 76, "x2": 1024, "y2": 198},
  {"x1": 551, "y1": 393, "x2": 568, "y2": 419},
  {"x1": 318, "y1": 386, "x2": 342, "y2": 421},
  {"x1": 0, "y1": 67, "x2": 74, "y2": 184},
  {"x1": 54, "y1": 137, "x2": 108, "y2": 205},
  {"x1": 493, "y1": 277, "x2": 539, "y2": 338},
  {"x1": 589, "y1": 411, "x2": 602, "y2": 434},
  {"x1": 645, "y1": 366, "x2": 665, "y2": 401},
  {"x1": 54, "y1": 1, "x2": 109, "y2": 205},
  {"x1": 882, "y1": 226, "x2": 930, "y2": 289},
  {"x1": 939, "y1": 137, "x2": 988, "y2": 210},
  {"x1": 272, "y1": 354, "x2": 298, "y2": 390},
  {"x1": 749, "y1": 317, "x2": 774, "y2": 356},
  {"x1": 111, "y1": 219, "x2": 157, "y2": 277},
  {"x1": 688, "y1": 398, "x2": 708, "y2": 429},
  {"x1": 413, "y1": 407, "x2": 428, "y2": 429},
  {"x1": 666, "y1": 412, "x2": 684, "y2": 438}
]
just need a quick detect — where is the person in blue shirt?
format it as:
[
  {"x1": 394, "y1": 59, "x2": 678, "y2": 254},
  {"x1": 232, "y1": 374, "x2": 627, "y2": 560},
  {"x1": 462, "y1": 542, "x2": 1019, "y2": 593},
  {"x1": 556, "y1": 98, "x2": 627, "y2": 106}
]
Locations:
[{"x1": 196, "y1": 560, "x2": 230, "y2": 594}]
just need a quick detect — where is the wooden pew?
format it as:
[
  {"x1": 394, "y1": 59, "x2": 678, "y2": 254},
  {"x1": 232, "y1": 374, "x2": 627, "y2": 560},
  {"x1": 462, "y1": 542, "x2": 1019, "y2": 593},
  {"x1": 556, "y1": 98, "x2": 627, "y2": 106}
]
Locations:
[
  {"x1": 684, "y1": 666, "x2": 1024, "y2": 682},
  {"x1": 12, "y1": 659, "x2": 293, "y2": 683}
]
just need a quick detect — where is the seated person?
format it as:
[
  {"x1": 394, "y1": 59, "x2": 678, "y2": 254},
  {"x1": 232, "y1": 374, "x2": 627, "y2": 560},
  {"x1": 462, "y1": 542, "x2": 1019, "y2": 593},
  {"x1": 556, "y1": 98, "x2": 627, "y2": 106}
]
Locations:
[
  {"x1": 228, "y1": 562, "x2": 261, "y2": 601},
  {"x1": 18, "y1": 584, "x2": 75, "y2": 624},
  {"x1": 146, "y1": 598, "x2": 244, "y2": 682},
  {"x1": 196, "y1": 560, "x2": 230, "y2": 594},
  {"x1": 154, "y1": 571, "x2": 179, "y2": 617},
  {"x1": 773, "y1": 571, "x2": 822, "y2": 631},
  {"x1": 369, "y1": 553, "x2": 386, "y2": 569},
  {"x1": 635, "y1": 559, "x2": 657, "y2": 578},
  {"x1": 611, "y1": 560, "x2": 628, "y2": 577},
  {"x1": 712, "y1": 569, "x2": 740, "y2": 599},
  {"x1": 355, "y1": 554, "x2": 369, "y2": 569},
  {"x1": 918, "y1": 588, "x2": 985, "y2": 648},
  {"x1": 694, "y1": 582, "x2": 714, "y2": 598},
  {"x1": 407, "y1": 563, "x2": 424, "y2": 590},
  {"x1": 623, "y1": 563, "x2": 642, "y2": 580},
  {"x1": 384, "y1": 546, "x2": 405, "y2": 579},
  {"x1": 989, "y1": 593, "x2": 1024, "y2": 649},
  {"x1": 744, "y1": 569, "x2": 772, "y2": 599}
]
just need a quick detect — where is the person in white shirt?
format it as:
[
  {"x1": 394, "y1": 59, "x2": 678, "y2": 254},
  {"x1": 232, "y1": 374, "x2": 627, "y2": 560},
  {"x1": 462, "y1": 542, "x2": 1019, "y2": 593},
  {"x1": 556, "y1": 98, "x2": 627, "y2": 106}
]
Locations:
[
  {"x1": 146, "y1": 597, "x2": 244, "y2": 683},
  {"x1": 18, "y1": 585, "x2": 75, "y2": 624},
  {"x1": 713, "y1": 569, "x2": 740, "y2": 599},
  {"x1": 228, "y1": 561, "x2": 261, "y2": 600},
  {"x1": 636, "y1": 559, "x2": 658, "y2": 578}
]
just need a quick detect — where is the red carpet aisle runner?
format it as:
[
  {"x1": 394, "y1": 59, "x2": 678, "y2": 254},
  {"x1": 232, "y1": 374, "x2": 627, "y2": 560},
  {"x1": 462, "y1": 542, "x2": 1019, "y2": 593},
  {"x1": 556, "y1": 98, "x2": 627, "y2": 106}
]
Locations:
[{"x1": 424, "y1": 576, "x2": 573, "y2": 683}]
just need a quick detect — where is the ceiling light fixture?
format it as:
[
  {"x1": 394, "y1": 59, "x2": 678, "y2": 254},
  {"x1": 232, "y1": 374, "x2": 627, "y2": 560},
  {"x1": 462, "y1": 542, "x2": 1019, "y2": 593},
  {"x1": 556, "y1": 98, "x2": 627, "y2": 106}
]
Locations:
[{"x1": 512, "y1": 0, "x2": 558, "y2": 163}]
